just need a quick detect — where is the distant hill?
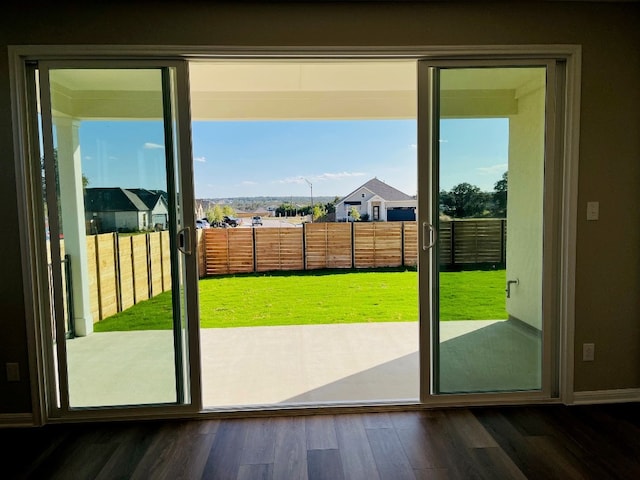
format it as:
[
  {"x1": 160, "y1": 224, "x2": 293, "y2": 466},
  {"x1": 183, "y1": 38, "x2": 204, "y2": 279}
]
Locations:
[{"x1": 196, "y1": 196, "x2": 338, "y2": 213}]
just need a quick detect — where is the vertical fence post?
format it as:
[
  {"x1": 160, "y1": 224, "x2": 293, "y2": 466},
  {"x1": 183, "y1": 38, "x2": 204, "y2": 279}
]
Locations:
[
  {"x1": 113, "y1": 232, "x2": 122, "y2": 313},
  {"x1": 146, "y1": 232, "x2": 152, "y2": 298},
  {"x1": 129, "y1": 235, "x2": 136, "y2": 305}
]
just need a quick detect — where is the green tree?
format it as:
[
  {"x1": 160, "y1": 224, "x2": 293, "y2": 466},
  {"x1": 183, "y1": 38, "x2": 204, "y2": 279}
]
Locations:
[
  {"x1": 439, "y1": 189, "x2": 455, "y2": 217},
  {"x1": 312, "y1": 204, "x2": 326, "y2": 221},
  {"x1": 299, "y1": 205, "x2": 312, "y2": 216},
  {"x1": 443, "y1": 182, "x2": 486, "y2": 218},
  {"x1": 349, "y1": 206, "x2": 361, "y2": 221},
  {"x1": 276, "y1": 202, "x2": 296, "y2": 217},
  {"x1": 325, "y1": 196, "x2": 340, "y2": 214},
  {"x1": 206, "y1": 204, "x2": 224, "y2": 223},
  {"x1": 493, "y1": 171, "x2": 508, "y2": 217}
]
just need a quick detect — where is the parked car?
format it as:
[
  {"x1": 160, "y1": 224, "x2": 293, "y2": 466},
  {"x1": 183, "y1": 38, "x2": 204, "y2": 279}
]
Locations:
[
  {"x1": 252, "y1": 216, "x2": 263, "y2": 226},
  {"x1": 196, "y1": 219, "x2": 210, "y2": 229},
  {"x1": 223, "y1": 215, "x2": 242, "y2": 227}
]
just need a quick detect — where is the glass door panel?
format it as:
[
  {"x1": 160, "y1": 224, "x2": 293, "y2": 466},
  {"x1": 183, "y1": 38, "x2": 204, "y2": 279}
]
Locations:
[
  {"x1": 424, "y1": 65, "x2": 548, "y2": 395},
  {"x1": 39, "y1": 64, "x2": 198, "y2": 411}
]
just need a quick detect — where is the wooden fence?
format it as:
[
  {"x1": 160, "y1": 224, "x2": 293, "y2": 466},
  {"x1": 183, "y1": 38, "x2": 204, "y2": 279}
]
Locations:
[
  {"x1": 61, "y1": 219, "x2": 505, "y2": 322},
  {"x1": 61, "y1": 231, "x2": 173, "y2": 322},
  {"x1": 437, "y1": 219, "x2": 507, "y2": 266},
  {"x1": 200, "y1": 219, "x2": 506, "y2": 276},
  {"x1": 202, "y1": 222, "x2": 419, "y2": 275}
]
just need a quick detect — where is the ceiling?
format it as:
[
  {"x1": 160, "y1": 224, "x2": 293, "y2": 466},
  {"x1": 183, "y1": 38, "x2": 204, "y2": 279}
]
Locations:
[{"x1": 48, "y1": 60, "x2": 545, "y2": 121}]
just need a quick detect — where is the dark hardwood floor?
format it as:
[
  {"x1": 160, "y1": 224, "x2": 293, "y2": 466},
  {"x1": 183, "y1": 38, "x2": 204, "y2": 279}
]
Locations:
[{"x1": 2, "y1": 403, "x2": 640, "y2": 479}]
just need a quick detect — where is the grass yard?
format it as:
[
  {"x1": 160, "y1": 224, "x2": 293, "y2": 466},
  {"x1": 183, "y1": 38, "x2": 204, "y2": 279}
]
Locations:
[{"x1": 94, "y1": 268, "x2": 508, "y2": 331}]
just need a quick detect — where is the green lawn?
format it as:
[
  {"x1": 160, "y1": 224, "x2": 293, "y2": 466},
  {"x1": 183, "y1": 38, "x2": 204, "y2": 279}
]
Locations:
[{"x1": 94, "y1": 268, "x2": 508, "y2": 331}]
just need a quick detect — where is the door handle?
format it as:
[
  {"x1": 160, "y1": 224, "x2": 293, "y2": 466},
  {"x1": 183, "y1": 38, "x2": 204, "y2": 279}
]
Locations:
[
  {"x1": 177, "y1": 227, "x2": 192, "y2": 255},
  {"x1": 422, "y1": 222, "x2": 437, "y2": 251},
  {"x1": 506, "y1": 279, "x2": 519, "y2": 298}
]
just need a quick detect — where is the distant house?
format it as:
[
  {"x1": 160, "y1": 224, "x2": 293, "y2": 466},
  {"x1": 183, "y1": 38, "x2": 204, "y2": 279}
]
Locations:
[
  {"x1": 335, "y1": 178, "x2": 416, "y2": 222},
  {"x1": 84, "y1": 187, "x2": 169, "y2": 233}
]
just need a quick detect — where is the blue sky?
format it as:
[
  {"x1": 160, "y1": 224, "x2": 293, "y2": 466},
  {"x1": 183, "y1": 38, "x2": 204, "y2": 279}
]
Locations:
[
  {"x1": 79, "y1": 118, "x2": 508, "y2": 199},
  {"x1": 439, "y1": 118, "x2": 509, "y2": 193}
]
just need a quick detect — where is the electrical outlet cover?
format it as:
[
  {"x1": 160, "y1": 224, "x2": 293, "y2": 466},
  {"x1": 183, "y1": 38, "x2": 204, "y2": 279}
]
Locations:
[{"x1": 583, "y1": 343, "x2": 595, "y2": 361}]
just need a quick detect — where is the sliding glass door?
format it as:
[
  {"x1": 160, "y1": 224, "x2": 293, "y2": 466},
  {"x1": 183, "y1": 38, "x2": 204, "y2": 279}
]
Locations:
[
  {"x1": 37, "y1": 61, "x2": 200, "y2": 416},
  {"x1": 418, "y1": 61, "x2": 558, "y2": 400},
  {"x1": 14, "y1": 50, "x2": 573, "y2": 421}
]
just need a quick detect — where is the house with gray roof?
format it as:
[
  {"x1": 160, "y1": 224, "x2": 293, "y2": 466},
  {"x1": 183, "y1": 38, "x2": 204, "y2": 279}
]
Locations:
[
  {"x1": 335, "y1": 178, "x2": 416, "y2": 222},
  {"x1": 84, "y1": 187, "x2": 169, "y2": 233}
]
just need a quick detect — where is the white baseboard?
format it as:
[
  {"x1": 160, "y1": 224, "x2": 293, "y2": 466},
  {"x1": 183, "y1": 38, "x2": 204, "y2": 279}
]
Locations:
[
  {"x1": 0, "y1": 413, "x2": 35, "y2": 428},
  {"x1": 571, "y1": 388, "x2": 640, "y2": 405}
]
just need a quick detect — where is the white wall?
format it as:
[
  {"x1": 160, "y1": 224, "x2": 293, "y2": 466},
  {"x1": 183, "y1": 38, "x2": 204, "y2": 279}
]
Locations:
[
  {"x1": 505, "y1": 76, "x2": 546, "y2": 330},
  {"x1": 336, "y1": 187, "x2": 372, "y2": 221}
]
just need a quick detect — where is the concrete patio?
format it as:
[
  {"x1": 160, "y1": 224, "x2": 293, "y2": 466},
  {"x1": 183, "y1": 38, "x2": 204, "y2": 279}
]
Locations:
[{"x1": 65, "y1": 320, "x2": 540, "y2": 409}]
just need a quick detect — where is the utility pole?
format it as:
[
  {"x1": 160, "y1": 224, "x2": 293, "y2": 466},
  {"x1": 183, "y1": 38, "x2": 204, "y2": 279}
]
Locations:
[{"x1": 303, "y1": 177, "x2": 313, "y2": 222}]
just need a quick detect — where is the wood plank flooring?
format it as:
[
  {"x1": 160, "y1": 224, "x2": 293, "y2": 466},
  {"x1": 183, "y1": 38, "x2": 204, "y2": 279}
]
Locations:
[{"x1": 2, "y1": 403, "x2": 640, "y2": 479}]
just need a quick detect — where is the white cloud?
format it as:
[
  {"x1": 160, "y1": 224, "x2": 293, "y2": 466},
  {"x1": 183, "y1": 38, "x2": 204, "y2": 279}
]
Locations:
[
  {"x1": 476, "y1": 163, "x2": 508, "y2": 175},
  {"x1": 275, "y1": 171, "x2": 366, "y2": 185},
  {"x1": 276, "y1": 177, "x2": 306, "y2": 185},
  {"x1": 144, "y1": 142, "x2": 164, "y2": 150},
  {"x1": 241, "y1": 180, "x2": 257, "y2": 185},
  {"x1": 410, "y1": 144, "x2": 417, "y2": 149},
  {"x1": 194, "y1": 156, "x2": 206, "y2": 163},
  {"x1": 313, "y1": 171, "x2": 367, "y2": 182}
]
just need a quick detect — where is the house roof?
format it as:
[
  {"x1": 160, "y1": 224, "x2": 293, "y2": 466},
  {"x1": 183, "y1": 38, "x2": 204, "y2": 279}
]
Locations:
[
  {"x1": 84, "y1": 187, "x2": 167, "y2": 212},
  {"x1": 338, "y1": 177, "x2": 414, "y2": 203},
  {"x1": 127, "y1": 188, "x2": 168, "y2": 209}
]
